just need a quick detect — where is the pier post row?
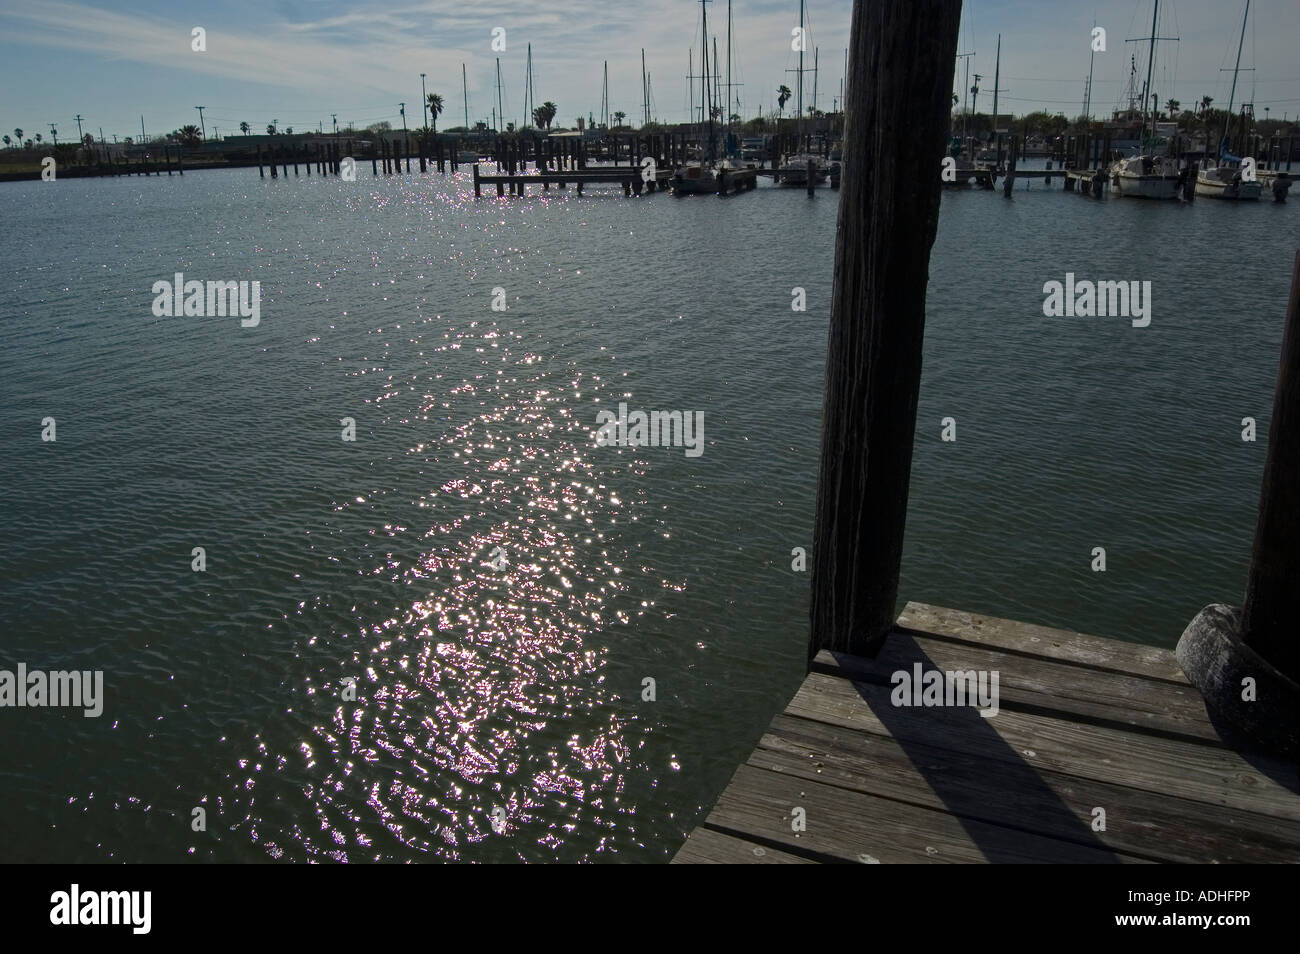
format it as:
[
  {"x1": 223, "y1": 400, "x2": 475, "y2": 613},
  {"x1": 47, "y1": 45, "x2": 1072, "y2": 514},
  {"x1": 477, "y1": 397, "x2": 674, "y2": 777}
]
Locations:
[{"x1": 808, "y1": 0, "x2": 962, "y2": 660}]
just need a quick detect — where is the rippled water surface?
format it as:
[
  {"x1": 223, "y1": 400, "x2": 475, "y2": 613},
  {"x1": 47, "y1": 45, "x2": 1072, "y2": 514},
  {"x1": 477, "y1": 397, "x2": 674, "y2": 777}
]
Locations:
[{"x1": 1, "y1": 166, "x2": 1297, "y2": 861}]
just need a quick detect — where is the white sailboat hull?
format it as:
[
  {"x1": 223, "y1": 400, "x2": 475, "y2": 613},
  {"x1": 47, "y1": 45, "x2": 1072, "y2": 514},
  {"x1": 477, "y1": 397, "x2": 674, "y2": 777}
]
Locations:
[
  {"x1": 1194, "y1": 176, "x2": 1261, "y2": 200},
  {"x1": 1111, "y1": 156, "x2": 1181, "y2": 199}
]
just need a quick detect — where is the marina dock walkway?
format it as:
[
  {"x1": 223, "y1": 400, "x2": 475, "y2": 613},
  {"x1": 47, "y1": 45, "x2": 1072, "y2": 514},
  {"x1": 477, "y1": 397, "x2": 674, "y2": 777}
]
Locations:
[{"x1": 673, "y1": 602, "x2": 1300, "y2": 864}]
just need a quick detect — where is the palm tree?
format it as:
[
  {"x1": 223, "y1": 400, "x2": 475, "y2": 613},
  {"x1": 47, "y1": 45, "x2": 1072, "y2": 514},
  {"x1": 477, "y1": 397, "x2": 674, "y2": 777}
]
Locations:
[
  {"x1": 532, "y1": 101, "x2": 558, "y2": 130},
  {"x1": 34, "y1": 132, "x2": 41, "y2": 144},
  {"x1": 266, "y1": 123, "x2": 276, "y2": 135},
  {"x1": 284, "y1": 127, "x2": 293, "y2": 135},
  {"x1": 1199, "y1": 96, "x2": 1214, "y2": 118},
  {"x1": 240, "y1": 121, "x2": 250, "y2": 136},
  {"x1": 426, "y1": 93, "x2": 444, "y2": 133},
  {"x1": 14, "y1": 128, "x2": 23, "y2": 146},
  {"x1": 613, "y1": 110, "x2": 626, "y2": 127},
  {"x1": 729, "y1": 113, "x2": 741, "y2": 124},
  {"x1": 2, "y1": 135, "x2": 9, "y2": 149},
  {"x1": 777, "y1": 85, "x2": 792, "y2": 117}
]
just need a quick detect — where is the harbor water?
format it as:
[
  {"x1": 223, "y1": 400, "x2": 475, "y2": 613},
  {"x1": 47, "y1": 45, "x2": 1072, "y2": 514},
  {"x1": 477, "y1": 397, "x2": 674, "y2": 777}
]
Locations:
[{"x1": 1, "y1": 165, "x2": 1296, "y2": 861}]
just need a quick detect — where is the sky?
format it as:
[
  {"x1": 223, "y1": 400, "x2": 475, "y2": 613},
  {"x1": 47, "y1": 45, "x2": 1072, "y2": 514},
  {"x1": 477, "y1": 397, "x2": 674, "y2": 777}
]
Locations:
[{"x1": 1, "y1": 0, "x2": 1298, "y2": 144}]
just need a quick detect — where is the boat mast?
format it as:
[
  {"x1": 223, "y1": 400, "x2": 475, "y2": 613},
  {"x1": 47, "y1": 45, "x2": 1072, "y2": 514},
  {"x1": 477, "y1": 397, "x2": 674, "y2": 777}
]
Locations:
[
  {"x1": 993, "y1": 34, "x2": 1001, "y2": 132},
  {"x1": 797, "y1": 0, "x2": 805, "y2": 118},
  {"x1": 726, "y1": 0, "x2": 732, "y2": 128},
  {"x1": 1084, "y1": 22, "x2": 1094, "y2": 121},
  {"x1": 643, "y1": 48, "x2": 650, "y2": 126},
  {"x1": 525, "y1": 44, "x2": 535, "y2": 128},
  {"x1": 813, "y1": 47, "x2": 819, "y2": 113},
  {"x1": 1227, "y1": 0, "x2": 1249, "y2": 120},
  {"x1": 495, "y1": 57, "x2": 504, "y2": 131},
  {"x1": 713, "y1": 36, "x2": 721, "y2": 126},
  {"x1": 702, "y1": 0, "x2": 714, "y2": 160},
  {"x1": 463, "y1": 63, "x2": 469, "y2": 129},
  {"x1": 1140, "y1": 0, "x2": 1158, "y2": 147}
]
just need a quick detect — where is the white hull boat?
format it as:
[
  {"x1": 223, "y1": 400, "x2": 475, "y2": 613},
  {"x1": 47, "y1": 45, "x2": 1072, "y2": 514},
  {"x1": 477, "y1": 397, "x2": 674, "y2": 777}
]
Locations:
[
  {"x1": 1111, "y1": 155, "x2": 1181, "y2": 199},
  {"x1": 1195, "y1": 161, "x2": 1261, "y2": 200},
  {"x1": 777, "y1": 153, "x2": 828, "y2": 186}
]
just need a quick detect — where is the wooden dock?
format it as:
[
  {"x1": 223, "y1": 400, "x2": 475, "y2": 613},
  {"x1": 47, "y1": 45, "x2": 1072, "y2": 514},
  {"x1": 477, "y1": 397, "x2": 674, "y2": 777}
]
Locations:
[
  {"x1": 674, "y1": 602, "x2": 1300, "y2": 864},
  {"x1": 472, "y1": 163, "x2": 672, "y2": 197}
]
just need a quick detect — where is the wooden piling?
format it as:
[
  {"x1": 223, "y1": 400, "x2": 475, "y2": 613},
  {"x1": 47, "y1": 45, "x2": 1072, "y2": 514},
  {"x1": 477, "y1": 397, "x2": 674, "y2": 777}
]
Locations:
[
  {"x1": 809, "y1": 0, "x2": 963, "y2": 660},
  {"x1": 1242, "y1": 250, "x2": 1300, "y2": 682},
  {"x1": 1003, "y1": 135, "x2": 1017, "y2": 197}
]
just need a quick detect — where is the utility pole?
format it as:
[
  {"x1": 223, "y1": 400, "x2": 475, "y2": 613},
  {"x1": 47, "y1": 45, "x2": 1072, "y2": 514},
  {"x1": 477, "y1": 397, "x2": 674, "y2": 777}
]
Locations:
[
  {"x1": 399, "y1": 102, "x2": 407, "y2": 133},
  {"x1": 49, "y1": 124, "x2": 58, "y2": 145},
  {"x1": 140, "y1": 115, "x2": 146, "y2": 144},
  {"x1": 331, "y1": 114, "x2": 337, "y2": 136},
  {"x1": 195, "y1": 105, "x2": 206, "y2": 139},
  {"x1": 74, "y1": 114, "x2": 84, "y2": 142},
  {"x1": 421, "y1": 74, "x2": 428, "y2": 127}
]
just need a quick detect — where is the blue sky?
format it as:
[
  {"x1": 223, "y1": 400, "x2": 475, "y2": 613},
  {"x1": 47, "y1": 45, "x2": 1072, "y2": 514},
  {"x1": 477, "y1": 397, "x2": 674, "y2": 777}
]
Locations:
[{"x1": 1, "y1": 0, "x2": 1297, "y2": 143}]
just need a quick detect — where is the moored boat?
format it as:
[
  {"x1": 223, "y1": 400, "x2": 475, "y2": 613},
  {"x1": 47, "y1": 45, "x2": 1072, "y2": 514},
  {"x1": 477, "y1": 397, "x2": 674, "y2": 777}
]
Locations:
[
  {"x1": 1195, "y1": 160, "x2": 1261, "y2": 200},
  {"x1": 777, "y1": 153, "x2": 828, "y2": 186},
  {"x1": 1111, "y1": 153, "x2": 1181, "y2": 199}
]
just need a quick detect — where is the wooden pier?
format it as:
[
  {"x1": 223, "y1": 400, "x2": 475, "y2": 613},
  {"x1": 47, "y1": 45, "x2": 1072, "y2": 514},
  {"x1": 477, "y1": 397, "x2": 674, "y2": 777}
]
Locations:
[
  {"x1": 472, "y1": 163, "x2": 671, "y2": 197},
  {"x1": 674, "y1": 602, "x2": 1300, "y2": 864}
]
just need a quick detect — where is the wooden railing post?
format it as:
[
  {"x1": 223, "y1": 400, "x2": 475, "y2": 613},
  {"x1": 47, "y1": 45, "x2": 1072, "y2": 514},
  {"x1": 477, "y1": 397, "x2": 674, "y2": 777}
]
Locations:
[{"x1": 808, "y1": 0, "x2": 963, "y2": 660}]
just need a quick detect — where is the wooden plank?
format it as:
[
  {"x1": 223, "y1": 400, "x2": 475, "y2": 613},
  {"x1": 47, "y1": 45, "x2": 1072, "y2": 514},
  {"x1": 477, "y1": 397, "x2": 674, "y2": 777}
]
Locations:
[
  {"x1": 702, "y1": 764, "x2": 1146, "y2": 864},
  {"x1": 786, "y1": 672, "x2": 1300, "y2": 821},
  {"x1": 813, "y1": 636, "x2": 1219, "y2": 743},
  {"x1": 755, "y1": 714, "x2": 1300, "y2": 863},
  {"x1": 896, "y1": 602, "x2": 1186, "y2": 683},
  {"x1": 671, "y1": 828, "x2": 815, "y2": 864}
]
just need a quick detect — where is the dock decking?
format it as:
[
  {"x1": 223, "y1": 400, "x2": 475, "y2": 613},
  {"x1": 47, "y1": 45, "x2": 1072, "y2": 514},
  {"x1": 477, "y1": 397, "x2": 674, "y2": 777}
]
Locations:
[{"x1": 673, "y1": 602, "x2": 1300, "y2": 864}]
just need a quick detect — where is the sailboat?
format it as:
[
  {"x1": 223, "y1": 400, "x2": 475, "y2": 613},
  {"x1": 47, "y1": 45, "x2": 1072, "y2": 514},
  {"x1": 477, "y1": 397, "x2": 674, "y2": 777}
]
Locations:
[
  {"x1": 673, "y1": 0, "x2": 757, "y2": 195},
  {"x1": 1111, "y1": 0, "x2": 1182, "y2": 199},
  {"x1": 776, "y1": 0, "x2": 828, "y2": 186},
  {"x1": 1195, "y1": 0, "x2": 1262, "y2": 200}
]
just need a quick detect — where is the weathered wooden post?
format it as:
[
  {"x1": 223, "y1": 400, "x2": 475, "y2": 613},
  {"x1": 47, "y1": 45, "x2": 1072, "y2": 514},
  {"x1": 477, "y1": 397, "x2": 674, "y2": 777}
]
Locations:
[
  {"x1": 473, "y1": 163, "x2": 481, "y2": 197},
  {"x1": 809, "y1": 0, "x2": 963, "y2": 660},
  {"x1": 1003, "y1": 135, "x2": 1017, "y2": 197},
  {"x1": 806, "y1": 158, "x2": 815, "y2": 197},
  {"x1": 1178, "y1": 251, "x2": 1300, "y2": 756}
]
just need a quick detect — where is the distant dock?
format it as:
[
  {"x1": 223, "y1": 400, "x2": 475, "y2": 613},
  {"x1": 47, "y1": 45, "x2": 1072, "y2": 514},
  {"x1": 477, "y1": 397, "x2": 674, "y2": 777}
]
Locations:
[{"x1": 674, "y1": 602, "x2": 1300, "y2": 864}]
